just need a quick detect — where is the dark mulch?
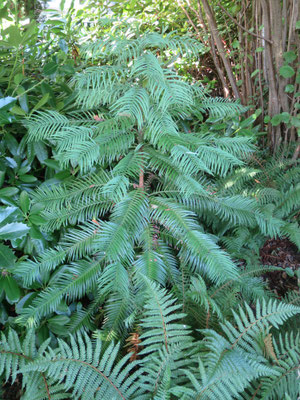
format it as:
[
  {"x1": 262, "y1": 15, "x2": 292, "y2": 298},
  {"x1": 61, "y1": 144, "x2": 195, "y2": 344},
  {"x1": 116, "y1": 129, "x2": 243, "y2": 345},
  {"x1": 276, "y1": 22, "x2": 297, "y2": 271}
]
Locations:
[
  {"x1": 260, "y1": 238, "x2": 300, "y2": 298},
  {"x1": 1, "y1": 376, "x2": 23, "y2": 399}
]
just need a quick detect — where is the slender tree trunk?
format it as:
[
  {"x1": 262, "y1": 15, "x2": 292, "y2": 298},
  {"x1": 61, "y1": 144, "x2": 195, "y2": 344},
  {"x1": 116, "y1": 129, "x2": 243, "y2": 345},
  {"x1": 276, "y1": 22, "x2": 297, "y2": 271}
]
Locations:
[
  {"x1": 180, "y1": 0, "x2": 299, "y2": 153},
  {"x1": 196, "y1": 1, "x2": 231, "y2": 97},
  {"x1": 260, "y1": 0, "x2": 281, "y2": 149},
  {"x1": 200, "y1": 0, "x2": 241, "y2": 100}
]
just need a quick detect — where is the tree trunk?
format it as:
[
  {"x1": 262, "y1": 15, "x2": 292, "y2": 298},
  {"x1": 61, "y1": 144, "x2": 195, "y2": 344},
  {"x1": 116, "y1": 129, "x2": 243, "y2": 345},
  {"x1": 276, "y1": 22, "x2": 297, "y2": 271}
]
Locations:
[
  {"x1": 180, "y1": 0, "x2": 299, "y2": 153},
  {"x1": 200, "y1": 0, "x2": 241, "y2": 100}
]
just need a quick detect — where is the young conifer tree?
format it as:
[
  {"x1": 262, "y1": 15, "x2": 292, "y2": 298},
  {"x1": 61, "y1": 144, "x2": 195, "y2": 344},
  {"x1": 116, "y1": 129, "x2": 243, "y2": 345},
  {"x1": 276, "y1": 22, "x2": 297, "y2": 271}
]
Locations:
[{"x1": 16, "y1": 30, "x2": 288, "y2": 335}]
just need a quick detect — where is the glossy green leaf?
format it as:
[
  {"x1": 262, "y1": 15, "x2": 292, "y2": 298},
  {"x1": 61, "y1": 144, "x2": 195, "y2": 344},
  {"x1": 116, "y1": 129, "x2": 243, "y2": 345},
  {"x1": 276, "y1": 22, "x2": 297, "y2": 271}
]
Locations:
[
  {"x1": 0, "y1": 110, "x2": 14, "y2": 125},
  {"x1": 18, "y1": 175, "x2": 37, "y2": 183},
  {"x1": 3, "y1": 276, "x2": 21, "y2": 302},
  {"x1": 29, "y1": 214, "x2": 47, "y2": 225},
  {"x1": 6, "y1": 26, "x2": 22, "y2": 47},
  {"x1": 19, "y1": 191, "x2": 30, "y2": 214},
  {"x1": 0, "y1": 222, "x2": 29, "y2": 240},
  {"x1": 32, "y1": 93, "x2": 50, "y2": 112},
  {"x1": 0, "y1": 276, "x2": 5, "y2": 295},
  {"x1": 29, "y1": 226, "x2": 43, "y2": 239},
  {"x1": 264, "y1": 116, "x2": 270, "y2": 123},
  {"x1": 18, "y1": 165, "x2": 31, "y2": 175},
  {"x1": 271, "y1": 115, "x2": 282, "y2": 126},
  {"x1": 14, "y1": 73, "x2": 24, "y2": 85},
  {"x1": 19, "y1": 93, "x2": 29, "y2": 113},
  {"x1": 251, "y1": 69, "x2": 260, "y2": 78},
  {"x1": 0, "y1": 97, "x2": 15, "y2": 110},
  {"x1": 22, "y1": 21, "x2": 37, "y2": 42},
  {"x1": 0, "y1": 171, "x2": 5, "y2": 188},
  {"x1": 0, "y1": 243, "x2": 16, "y2": 269},
  {"x1": 10, "y1": 105, "x2": 26, "y2": 116},
  {"x1": 43, "y1": 159, "x2": 60, "y2": 169},
  {"x1": 291, "y1": 116, "x2": 300, "y2": 128},
  {"x1": 48, "y1": 314, "x2": 70, "y2": 335},
  {"x1": 270, "y1": 113, "x2": 290, "y2": 126},
  {"x1": 5, "y1": 157, "x2": 18, "y2": 169},
  {"x1": 15, "y1": 292, "x2": 38, "y2": 314},
  {"x1": 41, "y1": 82, "x2": 56, "y2": 107},
  {"x1": 0, "y1": 206, "x2": 20, "y2": 227},
  {"x1": 55, "y1": 301, "x2": 70, "y2": 315},
  {"x1": 0, "y1": 187, "x2": 19, "y2": 197},
  {"x1": 33, "y1": 141, "x2": 48, "y2": 163},
  {"x1": 30, "y1": 203, "x2": 45, "y2": 215},
  {"x1": 285, "y1": 84, "x2": 294, "y2": 93},
  {"x1": 0, "y1": 6, "x2": 8, "y2": 20},
  {"x1": 4, "y1": 132, "x2": 19, "y2": 156},
  {"x1": 59, "y1": 38, "x2": 68, "y2": 53},
  {"x1": 280, "y1": 112, "x2": 290, "y2": 124}
]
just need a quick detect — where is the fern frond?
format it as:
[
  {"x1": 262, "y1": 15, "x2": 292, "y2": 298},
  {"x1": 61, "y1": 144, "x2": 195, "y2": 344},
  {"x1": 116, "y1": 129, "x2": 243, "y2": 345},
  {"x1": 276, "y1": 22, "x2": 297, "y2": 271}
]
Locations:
[
  {"x1": 199, "y1": 96, "x2": 247, "y2": 118},
  {"x1": 221, "y1": 299, "x2": 300, "y2": 352},
  {"x1": 134, "y1": 225, "x2": 169, "y2": 284},
  {"x1": 137, "y1": 278, "x2": 195, "y2": 395},
  {"x1": 0, "y1": 329, "x2": 52, "y2": 397},
  {"x1": 139, "y1": 278, "x2": 192, "y2": 355},
  {"x1": 15, "y1": 246, "x2": 66, "y2": 286},
  {"x1": 23, "y1": 333, "x2": 145, "y2": 400},
  {"x1": 112, "y1": 87, "x2": 150, "y2": 128},
  {"x1": 25, "y1": 111, "x2": 70, "y2": 141},
  {"x1": 17, "y1": 258, "x2": 103, "y2": 327}
]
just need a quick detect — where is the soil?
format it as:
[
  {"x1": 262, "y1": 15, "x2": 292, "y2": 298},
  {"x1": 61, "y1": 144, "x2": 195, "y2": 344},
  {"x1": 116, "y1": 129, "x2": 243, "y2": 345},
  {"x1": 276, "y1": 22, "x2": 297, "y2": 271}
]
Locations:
[
  {"x1": 260, "y1": 237, "x2": 300, "y2": 298},
  {"x1": 1, "y1": 376, "x2": 23, "y2": 399}
]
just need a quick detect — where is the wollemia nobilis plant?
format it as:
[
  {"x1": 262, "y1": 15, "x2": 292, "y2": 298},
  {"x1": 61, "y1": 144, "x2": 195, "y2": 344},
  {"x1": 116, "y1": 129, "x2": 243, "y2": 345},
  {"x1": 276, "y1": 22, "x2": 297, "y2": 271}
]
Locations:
[{"x1": 4, "y1": 32, "x2": 299, "y2": 399}]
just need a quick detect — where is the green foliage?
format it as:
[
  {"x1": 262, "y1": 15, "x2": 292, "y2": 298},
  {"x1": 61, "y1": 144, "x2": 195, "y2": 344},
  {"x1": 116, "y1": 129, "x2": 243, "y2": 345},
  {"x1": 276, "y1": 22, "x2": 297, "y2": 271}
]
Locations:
[
  {"x1": 0, "y1": 11, "x2": 299, "y2": 400},
  {"x1": 9, "y1": 30, "x2": 296, "y2": 334},
  {"x1": 217, "y1": 151, "x2": 300, "y2": 252},
  {"x1": 0, "y1": 291, "x2": 299, "y2": 399},
  {"x1": 2, "y1": 31, "x2": 297, "y2": 399}
]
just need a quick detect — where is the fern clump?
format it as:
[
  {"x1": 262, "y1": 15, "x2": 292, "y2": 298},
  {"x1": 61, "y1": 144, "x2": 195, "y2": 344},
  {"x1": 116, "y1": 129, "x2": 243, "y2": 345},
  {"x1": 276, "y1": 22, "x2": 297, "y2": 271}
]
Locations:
[{"x1": 16, "y1": 30, "x2": 287, "y2": 331}]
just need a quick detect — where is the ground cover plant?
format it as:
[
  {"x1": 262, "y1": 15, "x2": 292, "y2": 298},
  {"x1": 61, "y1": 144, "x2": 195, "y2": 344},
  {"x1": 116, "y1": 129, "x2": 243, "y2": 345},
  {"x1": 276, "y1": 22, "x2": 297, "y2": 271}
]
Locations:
[{"x1": 0, "y1": 3, "x2": 299, "y2": 400}]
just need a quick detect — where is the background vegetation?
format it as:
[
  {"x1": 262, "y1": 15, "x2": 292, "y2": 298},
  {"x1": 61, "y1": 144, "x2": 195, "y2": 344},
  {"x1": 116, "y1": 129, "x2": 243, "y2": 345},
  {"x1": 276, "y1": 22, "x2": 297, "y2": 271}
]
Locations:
[{"x1": 0, "y1": 0, "x2": 299, "y2": 399}]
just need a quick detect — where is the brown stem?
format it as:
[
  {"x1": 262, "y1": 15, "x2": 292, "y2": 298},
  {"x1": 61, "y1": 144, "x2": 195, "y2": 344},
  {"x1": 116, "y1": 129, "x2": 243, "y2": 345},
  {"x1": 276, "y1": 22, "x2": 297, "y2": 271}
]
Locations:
[
  {"x1": 138, "y1": 130, "x2": 144, "y2": 189},
  {"x1": 249, "y1": 383, "x2": 263, "y2": 400},
  {"x1": 255, "y1": 1, "x2": 265, "y2": 129},
  {"x1": 260, "y1": 0, "x2": 281, "y2": 150},
  {"x1": 287, "y1": 0, "x2": 299, "y2": 52},
  {"x1": 180, "y1": 4, "x2": 201, "y2": 35},
  {"x1": 196, "y1": 1, "x2": 231, "y2": 96},
  {"x1": 200, "y1": 0, "x2": 241, "y2": 100},
  {"x1": 139, "y1": 168, "x2": 144, "y2": 189}
]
